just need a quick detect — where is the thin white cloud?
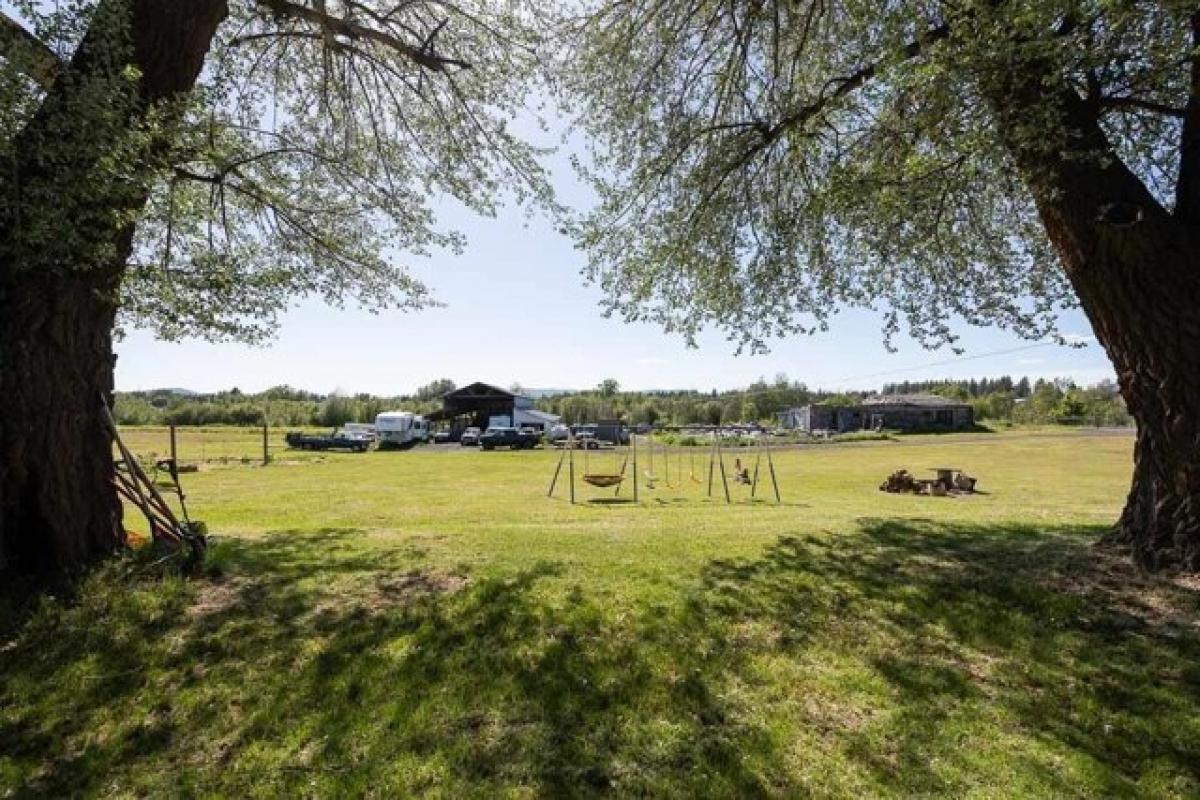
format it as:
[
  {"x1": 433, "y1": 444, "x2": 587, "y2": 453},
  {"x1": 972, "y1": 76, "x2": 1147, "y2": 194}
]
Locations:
[{"x1": 636, "y1": 356, "x2": 668, "y2": 366}]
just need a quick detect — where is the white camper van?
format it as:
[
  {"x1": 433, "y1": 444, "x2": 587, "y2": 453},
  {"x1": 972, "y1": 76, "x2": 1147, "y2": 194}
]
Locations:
[{"x1": 374, "y1": 411, "x2": 428, "y2": 449}]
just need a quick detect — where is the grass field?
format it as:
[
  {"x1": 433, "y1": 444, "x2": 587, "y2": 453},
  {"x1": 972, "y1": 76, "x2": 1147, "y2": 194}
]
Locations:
[{"x1": 4, "y1": 429, "x2": 1199, "y2": 798}]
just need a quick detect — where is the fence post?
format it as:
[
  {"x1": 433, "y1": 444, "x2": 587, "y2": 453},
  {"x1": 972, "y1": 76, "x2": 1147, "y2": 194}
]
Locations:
[
  {"x1": 169, "y1": 424, "x2": 177, "y2": 464},
  {"x1": 262, "y1": 421, "x2": 269, "y2": 465}
]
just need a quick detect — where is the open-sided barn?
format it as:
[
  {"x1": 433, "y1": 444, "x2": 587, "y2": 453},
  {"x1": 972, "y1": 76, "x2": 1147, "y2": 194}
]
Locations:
[{"x1": 425, "y1": 382, "x2": 561, "y2": 433}]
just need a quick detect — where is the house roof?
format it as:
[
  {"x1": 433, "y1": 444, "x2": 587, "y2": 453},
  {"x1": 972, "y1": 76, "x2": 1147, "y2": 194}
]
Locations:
[{"x1": 862, "y1": 393, "x2": 969, "y2": 408}]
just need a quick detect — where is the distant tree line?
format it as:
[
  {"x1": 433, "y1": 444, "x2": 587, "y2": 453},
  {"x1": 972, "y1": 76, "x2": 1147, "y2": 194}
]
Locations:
[
  {"x1": 113, "y1": 374, "x2": 1131, "y2": 429},
  {"x1": 535, "y1": 375, "x2": 812, "y2": 426},
  {"x1": 112, "y1": 380, "x2": 457, "y2": 428},
  {"x1": 882, "y1": 376, "x2": 1033, "y2": 398}
]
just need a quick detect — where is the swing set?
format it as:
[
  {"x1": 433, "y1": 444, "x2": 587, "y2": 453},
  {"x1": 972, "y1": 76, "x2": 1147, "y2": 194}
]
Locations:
[
  {"x1": 703, "y1": 430, "x2": 781, "y2": 504},
  {"x1": 547, "y1": 429, "x2": 781, "y2": 505}
]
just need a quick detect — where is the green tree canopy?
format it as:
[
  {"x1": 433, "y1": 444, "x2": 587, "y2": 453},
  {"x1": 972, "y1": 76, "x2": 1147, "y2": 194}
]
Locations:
[
  {"x1": 416, "y1": 379, "x2": 457, "y2": 402},
  {"x1": 596, "y1": 378, "x2": 621, "y2": 397},
  {"x1": 1, "y1": 0, "x2": 553, "y2": 343},
  {"x1": 560, "y1": 1, "x2": 1190, "y2": 351}
]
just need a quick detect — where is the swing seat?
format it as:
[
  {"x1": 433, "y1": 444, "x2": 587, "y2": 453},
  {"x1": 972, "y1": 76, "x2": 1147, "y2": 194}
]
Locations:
[{"x1": 583, "y1": 474, "x2": 625, "y2": 488}]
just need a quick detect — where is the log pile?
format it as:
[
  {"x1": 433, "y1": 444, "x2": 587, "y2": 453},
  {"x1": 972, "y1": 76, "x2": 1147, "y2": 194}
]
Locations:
[
  {"x1": 879, "y1": 469, "x2": 979, "y2": 496},
  {"x1": 880, "y1": 469, "x2": 920, "y2": 493}
]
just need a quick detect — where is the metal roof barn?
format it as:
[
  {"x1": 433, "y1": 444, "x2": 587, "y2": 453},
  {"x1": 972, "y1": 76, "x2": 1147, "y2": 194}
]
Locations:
[{"x1": 425, "y1": 382, "x2": 560, "y2": 431}]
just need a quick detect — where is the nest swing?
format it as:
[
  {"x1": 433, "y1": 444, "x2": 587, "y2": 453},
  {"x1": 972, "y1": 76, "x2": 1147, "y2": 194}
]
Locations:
[
  {"x1": 583, "y1": 473, "x2": 625, "y2": 488},
  {"x1": 582, "y1": 444, "x2": 629, "y2": 487}
]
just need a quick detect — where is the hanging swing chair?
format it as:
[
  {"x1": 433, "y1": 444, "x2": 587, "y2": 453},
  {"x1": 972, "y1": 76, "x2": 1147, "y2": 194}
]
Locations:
[
  {"x1": 583, "y1": 443, "x2": 629, "y2": 488},
  {"x1": 583, "y1": 473, "x2": 625, "y2": 488}
]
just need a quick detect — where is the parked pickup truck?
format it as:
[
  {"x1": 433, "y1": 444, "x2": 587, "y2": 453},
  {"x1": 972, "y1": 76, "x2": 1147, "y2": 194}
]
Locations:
[
  {"x1": 285, "y1": 429, "x2": 370, "y2": 452},
  {"x1": 478, "y1": 427, "x2": 540, "y2": 451}
]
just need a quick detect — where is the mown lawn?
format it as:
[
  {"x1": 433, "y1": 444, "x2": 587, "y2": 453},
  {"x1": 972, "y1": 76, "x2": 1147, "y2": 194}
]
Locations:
[{"x1": 3, "y1": 430, "x2": 1199, "y2": 798}]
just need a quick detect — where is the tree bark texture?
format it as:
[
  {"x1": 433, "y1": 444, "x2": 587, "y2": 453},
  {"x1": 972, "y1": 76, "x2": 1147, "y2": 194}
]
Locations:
[
  {"x1": 0, "y1": 0, "x2": 227, "y2": 577},
  {"x1": 984, "y1": 55, "x2": 1200, "y2": 571}
]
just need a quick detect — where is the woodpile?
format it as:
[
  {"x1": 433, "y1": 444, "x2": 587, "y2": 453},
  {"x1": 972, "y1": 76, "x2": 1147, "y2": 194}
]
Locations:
[
  {"x1": 880, "y1": 469, "x2": 920, "y2": 493},
  {"x1": 879, "y1": 469, "x2": 978, "y2": 496}
]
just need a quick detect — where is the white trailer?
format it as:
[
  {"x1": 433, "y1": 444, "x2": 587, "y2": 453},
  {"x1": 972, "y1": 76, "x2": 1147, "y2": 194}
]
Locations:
[{"x1": 374, "y1": 411, "x2": 428, "y2": 449}]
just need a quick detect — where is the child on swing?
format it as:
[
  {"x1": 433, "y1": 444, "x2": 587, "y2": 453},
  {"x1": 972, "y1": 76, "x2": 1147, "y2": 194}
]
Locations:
[{"x1": 733, "y1": 457, "x2": 751, "y2": 484}]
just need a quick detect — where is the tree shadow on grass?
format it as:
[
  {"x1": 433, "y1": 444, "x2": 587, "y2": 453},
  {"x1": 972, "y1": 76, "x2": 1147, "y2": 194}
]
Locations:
[
  {"x1": 1, "y1": 528, "x2": 777, "y2": 797},
  {"x1": 2, "y1": 522, "x2": 1198, "y2": 797},
  {"x1": 689, "y1": 519, "x2": 1200, "y2": 796}
]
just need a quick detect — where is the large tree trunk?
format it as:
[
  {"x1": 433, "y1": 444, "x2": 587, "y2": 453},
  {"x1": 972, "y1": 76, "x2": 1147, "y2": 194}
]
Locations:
[
  {"x1": 0, "y1": 0, "x2": 227, "y2": 578},
  {"x1": 984, "y1": 50, "x2": 1200, "y2": 571},
  {"x1": 0, "y1": 267, "x2": 126, "y2": 574},
  {"x1": 1082, "y1": 236, "x2": 1200, "y2": 570}
]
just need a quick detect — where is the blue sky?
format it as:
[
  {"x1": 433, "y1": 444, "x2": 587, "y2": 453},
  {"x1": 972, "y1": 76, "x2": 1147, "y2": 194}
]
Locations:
[{"x1": 114, "y1": 119, "x2": 1116, "y2": 397}]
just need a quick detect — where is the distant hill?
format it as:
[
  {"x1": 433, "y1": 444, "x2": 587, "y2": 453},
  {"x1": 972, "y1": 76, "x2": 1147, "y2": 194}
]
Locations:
[
  {"x1": 522, "y1": 388, "x2": 576, "y2": 398},
  {"x1": 147, "y1": 387, "x2": 201, "y2": 397}
]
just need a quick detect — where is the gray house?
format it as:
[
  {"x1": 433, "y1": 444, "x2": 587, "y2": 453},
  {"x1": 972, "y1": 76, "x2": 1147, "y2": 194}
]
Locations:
[
  {"x1": 779, "y1": 394, "x2": 974, "y2": 433},
  {"x1": 862, "y1": 394, "x2": 974, "y2": 430},
  {"x1": 778, "y1": 404, "x2": 866, "y2": 433}
]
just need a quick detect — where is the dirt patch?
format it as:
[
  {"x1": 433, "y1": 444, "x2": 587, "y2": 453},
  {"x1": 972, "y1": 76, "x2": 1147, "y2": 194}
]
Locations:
[
  {"x1": 186, "y1": 577, "x2": 249, "y2": 619},
  {"x1": 1040, "y1": 547, "x2": 1200, "y2": 632},
  {"x1": 367, "y1": 570, "x2": 469, "y2": 611}
]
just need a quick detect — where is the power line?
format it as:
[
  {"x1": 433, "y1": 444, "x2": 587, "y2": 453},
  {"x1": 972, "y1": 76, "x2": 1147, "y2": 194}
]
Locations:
[{"x1": 824, "y1": 342, "x2": 1054, "y2": 388}]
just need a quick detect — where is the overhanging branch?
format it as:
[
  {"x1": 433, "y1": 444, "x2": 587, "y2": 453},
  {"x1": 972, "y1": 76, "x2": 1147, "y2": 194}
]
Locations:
[
  {"x1": 665, "y1": 21, "x2": 954, "y2": 236},
  {"x1": 0, "y1": 12, "x2": 61, "y2": 89},
  {"x1": 762, "y1": 23, "x2": 951, "y2": 145},
  {"x1": 252, "y1": 0, "x2": 471, "y2": 71},
  {"x1": 1100, "y1": 95, "x2": 1186, "y2": 119}
]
